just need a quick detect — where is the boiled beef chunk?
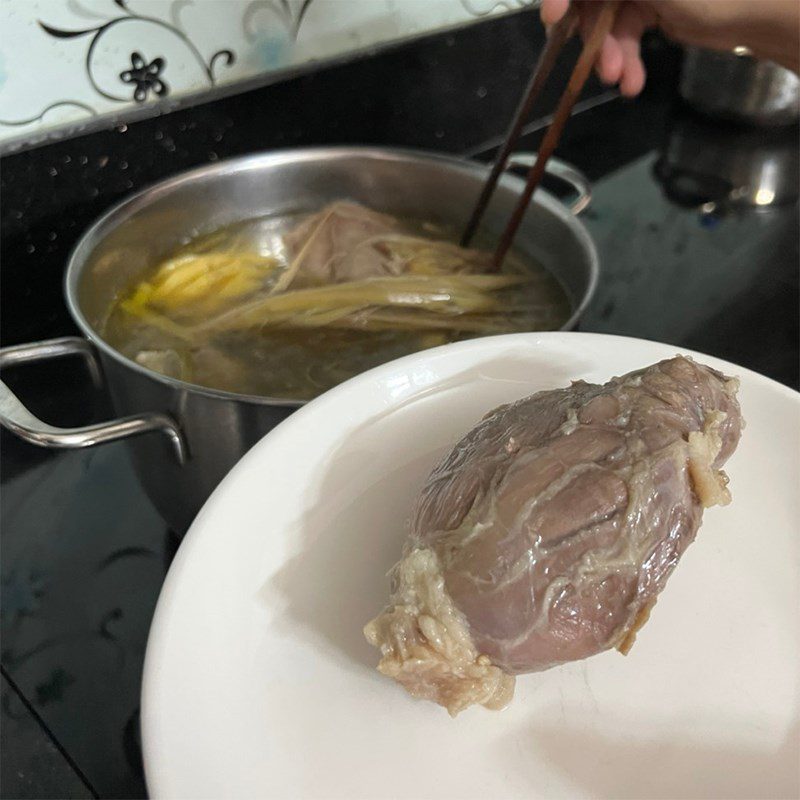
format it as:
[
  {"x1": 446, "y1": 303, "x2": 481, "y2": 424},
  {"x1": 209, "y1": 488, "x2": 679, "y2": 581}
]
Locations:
[{"x1": 365, "y1": 356, "x2": 742, "y2": 715}]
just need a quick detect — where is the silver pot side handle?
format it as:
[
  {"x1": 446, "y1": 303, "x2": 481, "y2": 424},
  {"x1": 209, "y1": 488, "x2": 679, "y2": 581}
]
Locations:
[
  {"x1": 505, "y1": 153, "x2": 592, "y2": 215},
  {"x1": 0, "y1": 337, "x2": 186, "y2": 464}
]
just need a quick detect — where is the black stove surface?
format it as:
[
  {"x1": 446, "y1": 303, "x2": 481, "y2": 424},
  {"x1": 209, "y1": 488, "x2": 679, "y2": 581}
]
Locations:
[{"x1": 1, "y1": 14, "x2": 797, "y2": 799}]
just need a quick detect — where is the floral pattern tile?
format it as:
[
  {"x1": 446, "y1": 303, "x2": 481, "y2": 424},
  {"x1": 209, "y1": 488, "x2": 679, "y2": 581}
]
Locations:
[{"x1": 0, "y1": 0, "x2": 534, "y2": 142}]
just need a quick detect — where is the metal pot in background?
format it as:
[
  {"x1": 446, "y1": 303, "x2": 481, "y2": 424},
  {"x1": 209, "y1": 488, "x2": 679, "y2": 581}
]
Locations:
[
  {"x1": 654, "y1": 107, "x2": 799, "y2": 214},
  {"x1": 0, "y1": 147, "x2": 599, "y2": 533},
  {"x1": 680, "y1": 46, "x2": 800, "y2": 127}
]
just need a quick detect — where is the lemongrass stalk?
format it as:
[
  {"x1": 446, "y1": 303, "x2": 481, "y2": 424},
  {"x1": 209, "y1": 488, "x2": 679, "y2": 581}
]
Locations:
[{"x1": 197, "y1": 274, "x2": 530, "y2": 333}]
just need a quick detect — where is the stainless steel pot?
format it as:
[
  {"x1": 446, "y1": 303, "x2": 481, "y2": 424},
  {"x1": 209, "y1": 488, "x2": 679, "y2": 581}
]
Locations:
[
  {"x1": 655, "y1": 108, "x2": 799, "y2": 212},
  {"x1": 680, "y1": 47, "x2": 800, "y2": 126},
  {"x1": 0, "y1": 146, "x2": 599, "y2": 532}
]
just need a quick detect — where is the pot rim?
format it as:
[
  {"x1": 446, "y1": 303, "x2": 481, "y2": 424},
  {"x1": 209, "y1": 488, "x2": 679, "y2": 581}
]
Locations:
[{"x1": 64, "y1": 145, "x2": 600, "y2": 407}]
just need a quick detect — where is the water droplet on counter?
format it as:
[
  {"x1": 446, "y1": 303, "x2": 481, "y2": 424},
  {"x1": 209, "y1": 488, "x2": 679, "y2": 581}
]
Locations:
[
  {"x1": 26, "y1": 244, "x2": 35, "y2": 254},
  {"x1": 98, "y1": 156, "x2": 109, "y2": 168},
  {"x1": 63, "y1": 155, "x2": 72, "y2": 164},
  {"x1": 79, "y1": 155, "x2": 88, "y2": 165},
  {"x1": 117, "y1": 124, "x2": 128, "y2": 133},
  {"x1": 49, "y1": 167, "x2": 58, "y2": 177},
  {"x1": 155, "y1": 130, "x2": 164, "y2": 141},
  {"x1": 48, "y1": 231, "x2": 57, "y2": 241},
  {"x1": 12, "y1": 210, "x2": 22, "y2": 219},
  {"x1": 124, "y1": 179, "x2": 134, "y2": 189},
  {"x1": 477, "y1": 86, "x2": 487, "y2": 98},
  {"x1": 90, "y1": 187, "x2": 100, "y2": 197},
  {"x1": 208, "y1": 152, "x2": 219, "y2": 161},
  {"x1": 120, "y1": 160, "x2": 128, "y2": 170},
  {"x1": 434, "y1": 129, "x2": 445, "y2": 139}
]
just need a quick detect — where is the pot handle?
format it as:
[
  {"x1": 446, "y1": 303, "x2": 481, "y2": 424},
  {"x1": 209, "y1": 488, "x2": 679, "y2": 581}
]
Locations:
[
  {"x1": 505, "y1": 153, "x2": 592, "y2": 215},
  {"x1": 0, "y1": 337, "x2": 186, "y2": 463}
]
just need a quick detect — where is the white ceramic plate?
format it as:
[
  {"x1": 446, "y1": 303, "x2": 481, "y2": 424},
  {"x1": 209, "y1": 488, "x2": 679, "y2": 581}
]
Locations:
[{"x1": 142, "y1": 333, "x2": 799, "y2": 800}]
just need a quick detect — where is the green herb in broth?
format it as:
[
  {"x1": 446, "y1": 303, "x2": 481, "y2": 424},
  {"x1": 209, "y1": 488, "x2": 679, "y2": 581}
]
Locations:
[{"x1": 103, "y1": 201, "x2": 570, "y2": 399}]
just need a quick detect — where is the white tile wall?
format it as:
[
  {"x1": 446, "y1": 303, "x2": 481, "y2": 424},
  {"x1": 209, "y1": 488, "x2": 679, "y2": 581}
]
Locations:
[{"x1": 0, "y1": 0, "x2": 534, "y2": 143}]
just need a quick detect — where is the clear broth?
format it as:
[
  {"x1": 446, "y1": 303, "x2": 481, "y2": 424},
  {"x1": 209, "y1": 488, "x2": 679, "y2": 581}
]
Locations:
[{"x1": 102, "y1": 209, "x2": 571, "y2": 400}]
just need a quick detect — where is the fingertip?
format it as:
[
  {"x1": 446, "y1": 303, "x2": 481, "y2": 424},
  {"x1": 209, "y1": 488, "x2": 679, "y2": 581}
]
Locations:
[
  {"x1": 614, "y1": 4, "x2": 648, "y2": 96},
  {"x1": 596, "y1": 36, "x2": 623, "y2": 85},
  {"x1": 540, "y1": 0, "x2": 569, "y2": 26},
  {"x1": 620, "y1": 60, "x2": 646, "y2": 97}
]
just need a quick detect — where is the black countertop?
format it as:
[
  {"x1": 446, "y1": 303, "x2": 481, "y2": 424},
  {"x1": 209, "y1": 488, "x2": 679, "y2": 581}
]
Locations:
[{"x1": 1, "y1": 11, "x2": 797, "y2": 799}]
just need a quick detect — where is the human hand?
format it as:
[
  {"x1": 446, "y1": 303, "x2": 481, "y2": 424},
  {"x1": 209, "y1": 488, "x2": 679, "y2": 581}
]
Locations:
[{"x1": 540, "y1": 0, "x2": 800, "y2": 97}]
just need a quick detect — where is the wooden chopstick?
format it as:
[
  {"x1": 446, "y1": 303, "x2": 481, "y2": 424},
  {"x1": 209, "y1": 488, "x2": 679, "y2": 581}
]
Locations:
[
  {"x1": 491, "y1": 0, "x2": 621, "y2": 269},
  {"x1": 460, "y1": 5, "x2": 578, "y2": 248}
]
